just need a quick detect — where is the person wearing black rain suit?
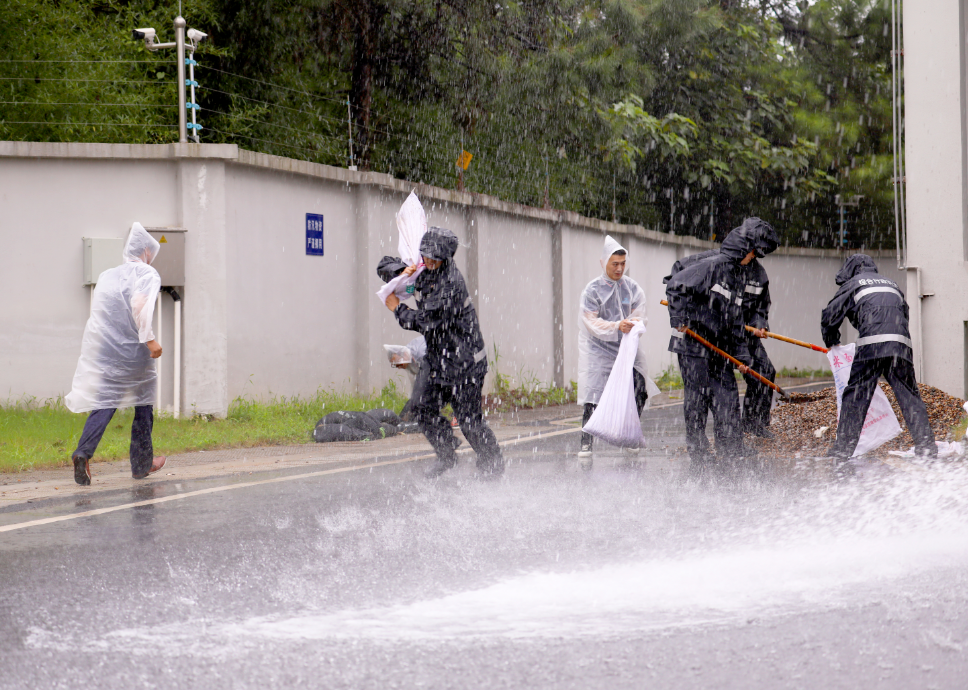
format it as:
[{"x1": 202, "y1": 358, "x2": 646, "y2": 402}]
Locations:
[
  {"x1": 386, "y1": 227, "x2": 504, "y2": 478},
  {"x1": 821, "y1": 254, "x2": 936, "y2": 463},
  {"x1": 664, "y1": 219, "x2": 780, "y2": 439},
  {"x1": 664, "y1": 225, "x2": 759, "y2": 473}
]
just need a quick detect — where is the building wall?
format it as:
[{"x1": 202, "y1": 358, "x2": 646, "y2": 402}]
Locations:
[
  {"x1": 0, "y1": 153, "x2": 178, "y2": 404},
  {"x1": 903, "y1": 0, "x2": 968, "y2": 398},
  {"x1": 0, "y1": 141, "x2": 899, "y2": 415}
]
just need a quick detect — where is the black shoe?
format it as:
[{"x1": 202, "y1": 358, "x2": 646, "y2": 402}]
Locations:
[
  {"x1": 424, "y1": 457, "x2": 456, "y2": 479},
  {"x1": 73, "y1": 455, "x2": 91, "y2": 486}
]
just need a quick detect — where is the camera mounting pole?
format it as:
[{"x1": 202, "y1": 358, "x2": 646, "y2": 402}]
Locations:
[{"x1": 174, "y1": 16, "x2": 187, "y2": 143}]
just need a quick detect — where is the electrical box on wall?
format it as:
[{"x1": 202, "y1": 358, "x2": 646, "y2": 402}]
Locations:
[
  {"x1": 82, "y1": 237, "x2": 124, "y2": 285},
  {"x1": 145, "y1": 227, "x2": 186, "y2": 286}
]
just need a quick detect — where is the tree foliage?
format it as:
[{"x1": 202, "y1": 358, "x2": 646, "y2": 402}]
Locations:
[{"x1": 0, "y1": 0, "x2": 899, "y2": 248}]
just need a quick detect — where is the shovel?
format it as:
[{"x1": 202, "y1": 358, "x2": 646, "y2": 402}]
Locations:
[
  {"x1": 660, "y1": 300, "x2": 790, "y2": 400},
  {"x1": 743, "y1": 325, "x2": 828, "y2": 353}
]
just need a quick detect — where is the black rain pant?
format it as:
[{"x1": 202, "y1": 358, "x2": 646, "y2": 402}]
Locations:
[
  {"x1": 679, "y1": 354, "x2": 744, "y2": 465},
  {"x1": 831, "y1": 356, "x2": 936, "y2": 459},
  {"x1": 580, "y1": 370, "x2": 649, "y2": 448},
  {"x1": 72, "y1": 406, "x2": 154, "y2": 476},
  {"x1": 414, "y1": 362, "x2": 503, "y2": 471},
  {"x1": 742, "y1": 337, "x2": 776, "y2": 433}
]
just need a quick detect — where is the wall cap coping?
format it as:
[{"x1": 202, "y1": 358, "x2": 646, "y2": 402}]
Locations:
[{"x1": 0, "y1": 140, "x2": 896, "y2": 259}]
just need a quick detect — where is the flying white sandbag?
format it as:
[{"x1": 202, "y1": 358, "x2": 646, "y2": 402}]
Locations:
[
  {"x1": 376, "y1": 191, "x2": 428, "y2": 305},
  {"x1": 827, "y1": 344, "x2": 902, "y2": 457},
  {"x1": 582, "y1": 321, "x2": 647, "y2": 448}
]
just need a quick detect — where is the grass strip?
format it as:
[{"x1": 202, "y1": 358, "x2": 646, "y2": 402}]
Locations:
[{"x1": 0, "y1": 383, "x2": 408, "y2": 473}]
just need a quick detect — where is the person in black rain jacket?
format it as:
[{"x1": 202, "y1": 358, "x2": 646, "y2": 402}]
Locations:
[
  {"x1": 384, "y1": 226, "x2": 504, "y2": 478},
  {"x1": 664, "y1": 219, "x2": 780, "y2": 438},
  {"x1": 821, "y1": 254, "x2": 936, "y2": 464},
  {"x1": 664, "y1": 224, "x2": 759, "y2": 473}
]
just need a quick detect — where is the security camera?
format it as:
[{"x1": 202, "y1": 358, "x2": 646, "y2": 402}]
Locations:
[
  {"x1": 132, "y1": 27, "x2": 156, "y2": 43},
  {"x1": 187, "y1": 29, "x2": 208, "y2": 43}
]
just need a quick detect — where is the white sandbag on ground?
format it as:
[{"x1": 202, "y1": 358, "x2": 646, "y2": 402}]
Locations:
[{"x1": 827, "y1": 343, "x2": 902, "y2": 457}]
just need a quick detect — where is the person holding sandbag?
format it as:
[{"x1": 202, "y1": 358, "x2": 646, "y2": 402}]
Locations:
[
  {"x1": 821, "y1": 254, "x2": 936, "y2": 472},
  {"x1": 385, "y1": 227, "x2": 503, "y2": 479},
  {"x1": 576, "y1": 235, "x2": 660, "y2": 469}
]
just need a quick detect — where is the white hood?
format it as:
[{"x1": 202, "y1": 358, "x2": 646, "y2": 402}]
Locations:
[
  {"x1": 600, "y1": 234, "x2": 627, "y2": 273},
  {"x1": 124, "y1": 222, "x2": 161, "y2": 265}
]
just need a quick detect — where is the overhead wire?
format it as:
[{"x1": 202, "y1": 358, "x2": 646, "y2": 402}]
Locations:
[
  {"x1": 0, "y1": 77, "x2": 173, "y2": 84},
  {"x1": 202, "y1": 107, "x2": 346, "y2": 143},
  {"x1": 0, "y1": 121, "x2": 177, "y2": 127},
  {"x1": 196, "y1": 84, "x2": 398, "y2": 138},
  {"x1": 204, "y1": 126, "x2": 339, "y2": 157},
  {"x1": 0, "y1": 101, "x2": 176, "y2": 107},
  {"x1": 195, "y1": 65, "x2": 420, "y2": 133},
  {"x1": 0, "y1": 59, "x2": 169, "y2": 64}
]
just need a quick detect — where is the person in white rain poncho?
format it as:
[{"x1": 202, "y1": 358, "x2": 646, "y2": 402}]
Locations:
[
  {"x1": 66, "y1": 223, "x2": 168, "y2": 485},
  {"x1": 577, "y1": 235, "x2": 660, "y2": 464}
]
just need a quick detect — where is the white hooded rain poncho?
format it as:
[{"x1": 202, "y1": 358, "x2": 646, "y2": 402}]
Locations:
[
  {"x1": 578, "y1": 235, "x2": 660, "y2": 406},
  {"x1": 65, "y1": 222, "x2": 162, "y2": 413}
]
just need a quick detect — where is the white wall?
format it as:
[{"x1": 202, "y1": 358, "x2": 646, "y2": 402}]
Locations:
[
  {"x1": 0, "y1": 141, "x2": 902, "y2": 415},
  {"x1": 903, "y1": 0, "x2": 968, "y2": 398},
  {"x1": 0, "y1": 154, "x2": 178, "y2": 403}
]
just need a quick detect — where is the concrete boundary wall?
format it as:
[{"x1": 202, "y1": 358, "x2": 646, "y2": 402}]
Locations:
[{"x1": 0, "y1": 141, "x2": 900, "y2": 416}]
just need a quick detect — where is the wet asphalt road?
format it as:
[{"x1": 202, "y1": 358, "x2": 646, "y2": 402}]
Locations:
[{"x1": 2, "y1": 403, "x2": 968, "y2": 689}]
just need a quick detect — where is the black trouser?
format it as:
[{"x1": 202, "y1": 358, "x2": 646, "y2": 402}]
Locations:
[
  {"x1": 72, "y1": 406, "x2": 154, "y2": 476},
  {"x1": 831, "y1": 356, "x2": 936, "y2": 459},
  {"x1": 414, "y1": 362, "x2": 503, "y2": 470},
  {"x1": 679, "y1": 354, "x2": 744, "y2": 464},
  {"x1": 742, "y1": 337, "x2": 776, "y2": 433},
  {"x1": 580, "y1": 370, "x2": 649, "y2": 448}
]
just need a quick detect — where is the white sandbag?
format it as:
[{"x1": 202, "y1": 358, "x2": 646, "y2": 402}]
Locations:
[
  {"x1": 582, "y1": 321, "x2": 647, "y2": 448},
  {"x1": 376, "y1": 191, "x2": 428, "y2": 305},
  {"x1": 827, "y1": 344, "x2": 902, "y2": 457}
]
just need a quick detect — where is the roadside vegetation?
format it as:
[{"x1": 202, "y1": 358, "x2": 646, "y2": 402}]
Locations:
[
  {"x1": 0, "y1": 371, "x2": 583, "y2": 471},
  {"x1": 0, "y1": 384, "x2": 408, "y2": 472},
  {"x1": 0, "y1": 0, "x2": 898, "y2": 249}
]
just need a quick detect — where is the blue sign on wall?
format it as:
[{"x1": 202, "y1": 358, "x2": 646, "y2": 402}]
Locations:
[{"x1": 306, "y1": 213, "x2": 324, "y2": 256}]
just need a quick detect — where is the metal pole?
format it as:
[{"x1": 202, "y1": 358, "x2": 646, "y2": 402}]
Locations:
[
  {"x1": 897, "y1": 3, "x2": 907, "y2": 267},
  {"x1": 156, "y1": 292, "x2": 163, "y2": 411},
  {"x1": 840, "y1": 203, "x2": 845, "y2": 247},
  {"x1": 347, "y1": 98, "x2": 355, "y2": 170},
  {"x1": 174, "y1": 297, "x2": 181, "y2": 418},
  {"x1": 891, "y1": 0, "x2": 902, "y2": 268},
  {"x1": 175, "y1": 16, "x2": 187, "y2": 143}
]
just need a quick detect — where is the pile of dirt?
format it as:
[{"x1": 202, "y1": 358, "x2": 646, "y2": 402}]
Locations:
[{"x1": 750, "y1": 383, "x2": 966, "y2": 458}]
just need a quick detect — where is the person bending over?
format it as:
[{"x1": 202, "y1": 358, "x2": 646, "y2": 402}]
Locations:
[
  {"x1": 821, "y1": 254, "x2": 936, "y2": 472},
  {"x1": 664, "y1": 226, "x2": 759, "y2": 477}
]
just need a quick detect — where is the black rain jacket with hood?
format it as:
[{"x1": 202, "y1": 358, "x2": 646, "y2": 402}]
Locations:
[
  {"x1": 821, "y1": 254, "x2": 912, "y2": 362},
  {"x1": 393, "y1": 227, "x2": 488, "y2": 385},
  {"x1": 663, "y1": 218, "x2": 778, "y2": 361}
]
